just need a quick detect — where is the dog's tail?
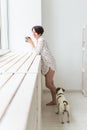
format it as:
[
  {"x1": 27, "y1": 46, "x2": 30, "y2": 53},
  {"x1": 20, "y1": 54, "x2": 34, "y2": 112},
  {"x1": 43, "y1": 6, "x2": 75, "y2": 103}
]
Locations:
[
  {"x1": 59, "y1": 100, "x2": 68, "y2": 113},
  {"x1": 63, "y1": 101, "x2": 69, "y2": 111}
]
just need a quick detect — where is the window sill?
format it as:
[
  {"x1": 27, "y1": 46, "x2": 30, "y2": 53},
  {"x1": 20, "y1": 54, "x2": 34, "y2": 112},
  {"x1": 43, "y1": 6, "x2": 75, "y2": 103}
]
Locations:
[{"x1": 0, "y1": 49, "x2": 11, "y2": 56}]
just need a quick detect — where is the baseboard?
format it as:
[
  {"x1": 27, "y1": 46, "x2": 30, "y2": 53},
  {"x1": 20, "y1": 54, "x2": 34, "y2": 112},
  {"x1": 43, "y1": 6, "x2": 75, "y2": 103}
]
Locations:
[{"x1": 42, "y1": 88, "x2": 82, "y2": 93}]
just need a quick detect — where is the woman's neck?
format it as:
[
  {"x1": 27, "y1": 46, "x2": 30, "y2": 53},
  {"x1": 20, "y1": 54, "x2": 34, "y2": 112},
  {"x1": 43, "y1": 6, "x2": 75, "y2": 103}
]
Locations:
[{"x1": 36, "y1": 35, "x2": 42, "y2": 40}]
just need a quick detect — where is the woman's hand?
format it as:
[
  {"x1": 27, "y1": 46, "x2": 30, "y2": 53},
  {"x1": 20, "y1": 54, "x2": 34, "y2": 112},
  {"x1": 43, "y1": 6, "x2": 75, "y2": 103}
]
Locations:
[
  {"x1": 25, "y1": 37, "x2": 35, "y2": 47},
  {"x1": 25, "y1": 37, "x2": 32, "y2": 43}
]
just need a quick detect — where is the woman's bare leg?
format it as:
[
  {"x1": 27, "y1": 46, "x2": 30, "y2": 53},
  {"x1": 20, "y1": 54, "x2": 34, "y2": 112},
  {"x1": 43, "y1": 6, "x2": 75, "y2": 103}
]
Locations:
[{"x1": 45, "y1": 68, "x2": 56, "y2": 105}]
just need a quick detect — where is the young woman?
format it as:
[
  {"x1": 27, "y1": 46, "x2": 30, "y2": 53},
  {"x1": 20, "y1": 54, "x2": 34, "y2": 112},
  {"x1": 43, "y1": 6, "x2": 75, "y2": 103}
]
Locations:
[{"x1": 25, "y1": 25, "x2": 57, "y2": 105}]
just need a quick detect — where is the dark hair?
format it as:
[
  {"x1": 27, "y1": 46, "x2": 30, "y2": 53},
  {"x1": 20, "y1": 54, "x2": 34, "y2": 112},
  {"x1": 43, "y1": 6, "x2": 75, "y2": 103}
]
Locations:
[{"x1": 32, "y1": 25, "x2": 44, "y2": 35}]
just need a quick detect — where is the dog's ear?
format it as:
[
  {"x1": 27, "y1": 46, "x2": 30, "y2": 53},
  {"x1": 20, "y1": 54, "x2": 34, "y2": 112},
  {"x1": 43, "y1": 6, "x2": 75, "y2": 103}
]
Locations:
[
  {"x1": 56, "y1": 87, "x2": 61, "y2": 93},
  {"x1": 62, "y1": 88, "x2": 65, "y2": 92}
]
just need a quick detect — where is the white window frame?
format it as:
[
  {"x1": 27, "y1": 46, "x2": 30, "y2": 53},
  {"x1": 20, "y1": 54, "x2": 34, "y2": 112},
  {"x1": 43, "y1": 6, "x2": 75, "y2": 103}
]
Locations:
[{"x1": 0, "y1": 0, "x2": 10, "y2": 56}]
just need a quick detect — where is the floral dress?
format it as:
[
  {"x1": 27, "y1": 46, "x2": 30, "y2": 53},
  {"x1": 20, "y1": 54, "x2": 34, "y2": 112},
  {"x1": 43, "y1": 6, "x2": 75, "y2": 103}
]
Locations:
[{"x1": 33, "y1": 36, "x2": 56, "y2": 75}]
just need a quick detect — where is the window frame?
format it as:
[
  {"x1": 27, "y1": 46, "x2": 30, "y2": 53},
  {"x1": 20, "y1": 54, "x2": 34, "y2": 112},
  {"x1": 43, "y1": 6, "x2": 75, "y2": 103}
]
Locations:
[{"x1": 0, "y1": 0, "x2": 10, "y2": 56}]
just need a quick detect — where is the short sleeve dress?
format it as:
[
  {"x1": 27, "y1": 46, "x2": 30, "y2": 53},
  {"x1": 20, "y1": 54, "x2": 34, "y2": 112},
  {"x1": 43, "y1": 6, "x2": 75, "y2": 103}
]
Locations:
[{"x1": 33, "y1": 36, "x2": 56, "y2": 75}]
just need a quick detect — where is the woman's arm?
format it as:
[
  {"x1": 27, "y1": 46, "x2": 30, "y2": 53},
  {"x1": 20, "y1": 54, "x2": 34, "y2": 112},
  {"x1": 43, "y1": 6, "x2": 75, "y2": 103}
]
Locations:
[
  {"x1": 25, "y1": 37, "x2": 44, "y2": 55},
  {"x1": 25, "y1": 37, "x2": 35, "y2": 48},
  {"x1": 34, "y1": 39, "x2": 44, "y2": 55}
]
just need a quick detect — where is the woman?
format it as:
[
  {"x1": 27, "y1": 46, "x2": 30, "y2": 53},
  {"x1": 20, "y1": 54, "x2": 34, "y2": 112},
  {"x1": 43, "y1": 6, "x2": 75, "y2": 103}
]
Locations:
[{"x1": 25, "y1": 25, "x2": 57, "y2": 105}]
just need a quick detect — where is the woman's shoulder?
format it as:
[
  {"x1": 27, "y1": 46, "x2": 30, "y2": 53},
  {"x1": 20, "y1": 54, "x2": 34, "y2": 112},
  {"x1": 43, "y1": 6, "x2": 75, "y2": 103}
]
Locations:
[
  {"x1": 38, "y1": 36, "x2": 44, "y2": 41},
  {"x1": 38, "y1": 36, "x2": 47, "y2": 44}
]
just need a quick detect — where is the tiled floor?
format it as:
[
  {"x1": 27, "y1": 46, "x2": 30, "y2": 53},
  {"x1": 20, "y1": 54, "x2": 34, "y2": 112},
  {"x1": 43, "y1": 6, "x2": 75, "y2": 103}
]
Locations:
[{"x1": 42, "y1": 90, "x2": 87, "y2": 130}]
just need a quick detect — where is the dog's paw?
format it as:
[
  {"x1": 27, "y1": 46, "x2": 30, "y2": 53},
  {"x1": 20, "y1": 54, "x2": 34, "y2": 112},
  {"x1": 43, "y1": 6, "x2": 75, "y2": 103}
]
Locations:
[
  {"x1": 55, "y1": 112, "x2": 59, "y2": 114},
  {"x1": 61, "y1": 121, "x2": 64, "y2": 124},
  {"x1": 67, "y1": 120, "x2": 70, "y2": 123}
]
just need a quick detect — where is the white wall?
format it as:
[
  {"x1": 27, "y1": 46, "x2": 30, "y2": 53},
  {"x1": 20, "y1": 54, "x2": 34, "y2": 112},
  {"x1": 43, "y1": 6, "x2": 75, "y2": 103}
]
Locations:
[
  {"x1": 0, "y1": 0, "x2": 1, "y2": 48},
  {"x1": 8, "y1": 0, "x2": 41, "y2": 52},
  {"x1": 42, "y1": 0, "x2": 87, "y2": 90},
  {"x1": 0, "y1": 0, "x2": 1, "y2": 27}
]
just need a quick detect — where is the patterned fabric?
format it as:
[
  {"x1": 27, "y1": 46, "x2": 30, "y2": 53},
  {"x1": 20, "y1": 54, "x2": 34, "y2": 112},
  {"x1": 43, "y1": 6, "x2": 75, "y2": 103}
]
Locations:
[{"x1": 33, "y1": 36, "x2": 56, "y2": 75}]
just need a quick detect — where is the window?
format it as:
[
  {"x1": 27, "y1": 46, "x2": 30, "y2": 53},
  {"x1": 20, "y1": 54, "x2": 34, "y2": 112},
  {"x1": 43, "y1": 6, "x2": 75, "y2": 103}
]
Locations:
[{"x1": 0, "y1": 0, "x2": 10, "y2": 55}]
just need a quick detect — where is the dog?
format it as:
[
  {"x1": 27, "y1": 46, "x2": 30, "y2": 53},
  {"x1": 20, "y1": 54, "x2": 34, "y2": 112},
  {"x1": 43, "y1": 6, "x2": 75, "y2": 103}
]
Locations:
[{"x1": 56, "y1": 87, "x2": 70, "y2": 124}]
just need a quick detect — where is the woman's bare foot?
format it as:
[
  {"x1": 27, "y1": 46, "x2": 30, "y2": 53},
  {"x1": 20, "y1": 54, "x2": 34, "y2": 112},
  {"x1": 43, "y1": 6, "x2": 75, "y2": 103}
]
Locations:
[{"x1": 46, "y1": 101, "x2": 56, "y2": 106}]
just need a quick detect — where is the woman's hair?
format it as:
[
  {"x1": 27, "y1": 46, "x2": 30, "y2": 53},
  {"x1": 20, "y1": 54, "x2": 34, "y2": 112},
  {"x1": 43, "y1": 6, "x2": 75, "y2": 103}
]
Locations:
[{"x1": 32, "y1": 25, "x2": 44, "y2": 35}]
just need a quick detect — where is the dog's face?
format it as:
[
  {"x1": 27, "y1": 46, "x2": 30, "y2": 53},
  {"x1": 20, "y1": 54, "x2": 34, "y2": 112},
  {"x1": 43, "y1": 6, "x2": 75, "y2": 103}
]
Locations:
[{"x1": 56, "y1": 87, "x2": 65, "y2": 95}]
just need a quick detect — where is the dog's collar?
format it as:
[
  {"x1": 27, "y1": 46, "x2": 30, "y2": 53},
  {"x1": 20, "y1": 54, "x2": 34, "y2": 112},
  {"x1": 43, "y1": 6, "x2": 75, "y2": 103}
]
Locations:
[{"x1": 57, "y1": 93, "x2": 64, "y2": 96}]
